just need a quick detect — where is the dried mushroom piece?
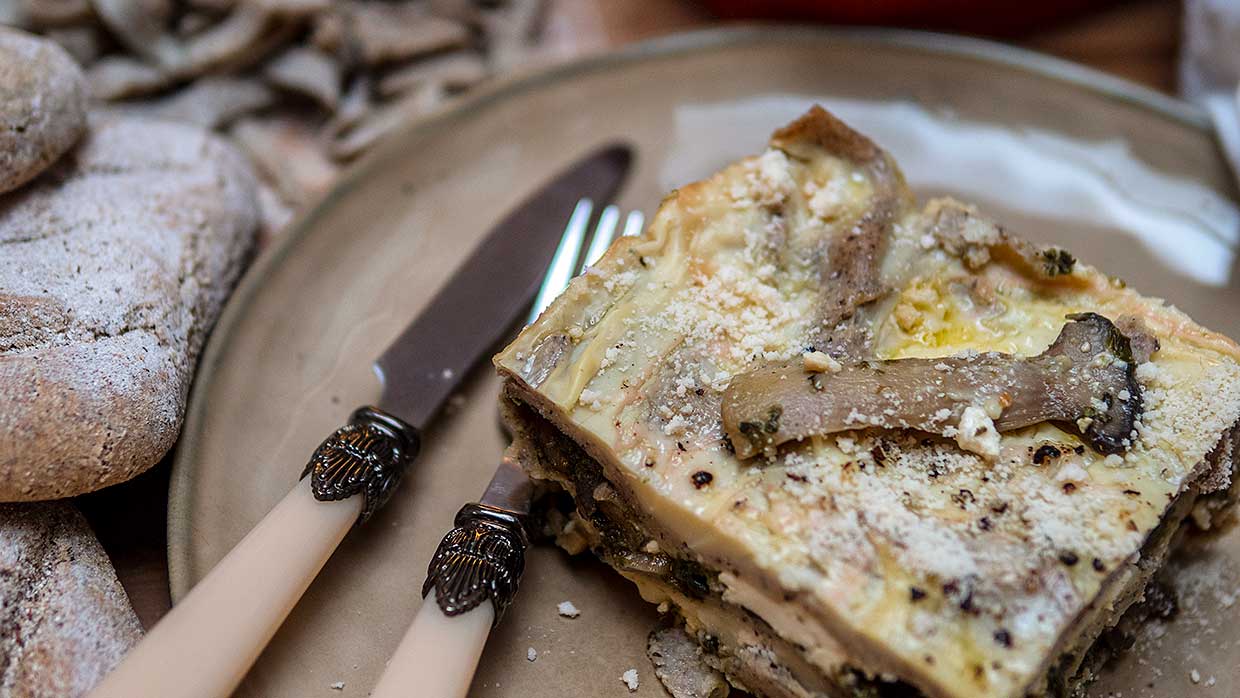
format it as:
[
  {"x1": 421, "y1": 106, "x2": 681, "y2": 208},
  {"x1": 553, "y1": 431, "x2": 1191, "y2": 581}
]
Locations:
[
  {"x1": 179, "y1": 5, "x2": 280, "y2": 76},
  {"x1": 10, "y1": 0, "x2": 94, "y2": 28},
  {"x1": 231, "y1": 116, "x2": 338, "y2": 205},
  {"x1": 647, "y1": 626, "x2": 730, "y2": 698},
  {"x1": 377, "y1": 50, "x2": 487, "y2": 97},
  {"x1": 92, "y1": 0, "x2": 184, "y2": 68},
  {"x1": 45, "y1": 25, "x2": 105, "y2": 64},
  {"x1": 114, "y1": 76, "x2": 274, "y2": 129},
  {"x1": 328, "y1": 81, "x2": 443, "y2": 160},
  {"x1": 722, "y1": 313, "x2": 1144, "y2": 459},
  {"x1": 344, "y1": 3, "x2": 469, "y2": 65},
  {"x1": 263, "y1": 45, "x2": 341, "y2": 109},
  {"x1": 87, "y1": 56, "x2": 173, "y2": 100}
]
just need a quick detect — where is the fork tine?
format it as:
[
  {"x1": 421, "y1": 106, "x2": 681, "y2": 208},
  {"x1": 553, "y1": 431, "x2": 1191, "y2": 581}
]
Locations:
[
  {"x1": 581, "y1": 204, "x2": 620, "y2": 271},
  {"x1": 528, "y1": 198, "x2": 592, "y2": 325},
  {"x1": 620, "y1": 210, "x2": 644, "y2": 238}
]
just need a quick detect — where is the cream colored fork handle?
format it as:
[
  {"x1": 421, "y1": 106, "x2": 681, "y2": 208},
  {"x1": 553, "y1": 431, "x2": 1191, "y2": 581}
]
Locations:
[
  {"x1": 89, "y1": 483, "x2": 361, "y2": 698},
  {"x1": 370, "y1": 593, "x2": 494, "y2": 698}
]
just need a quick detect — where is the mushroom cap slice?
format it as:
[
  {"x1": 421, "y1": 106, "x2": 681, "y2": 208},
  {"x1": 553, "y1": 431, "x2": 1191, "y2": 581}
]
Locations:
[{"x1": 722, "y1": 313, "x2": 1143, "y2": 459}]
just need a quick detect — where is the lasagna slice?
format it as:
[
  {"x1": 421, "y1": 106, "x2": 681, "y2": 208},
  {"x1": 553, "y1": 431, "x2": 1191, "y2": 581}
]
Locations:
[{"x1": 494, "y1": 107, "x2": 1240, "y2": 698}]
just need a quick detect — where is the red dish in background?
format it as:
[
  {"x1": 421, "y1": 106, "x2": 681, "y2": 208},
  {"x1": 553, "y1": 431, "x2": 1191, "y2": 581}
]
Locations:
[{"x1": 701, "y1": 0, "x2": 1126, "y2": 36}]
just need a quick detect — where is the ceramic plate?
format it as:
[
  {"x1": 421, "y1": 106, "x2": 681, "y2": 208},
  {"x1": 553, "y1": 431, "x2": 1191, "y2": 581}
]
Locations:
[{"x1": 169, "y1": 27, "x2": 1240, "y2": 698}]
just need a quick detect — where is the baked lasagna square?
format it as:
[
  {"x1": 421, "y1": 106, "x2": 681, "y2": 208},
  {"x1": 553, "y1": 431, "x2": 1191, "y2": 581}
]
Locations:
[{"x1": 494, "y1": 107, "x2": 1240, "y2": 698}]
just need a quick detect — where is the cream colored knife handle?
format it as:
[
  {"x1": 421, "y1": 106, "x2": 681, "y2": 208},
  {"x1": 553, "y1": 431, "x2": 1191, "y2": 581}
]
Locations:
[
  {"x1": 89, "y1": 484, "x2": 361, "y2": 698},
  {"x1": 370, "y1": 593, "x2": 494, "y2": 698},
  {"x1": 89, "y1": 406, "x2": 419, "y2": 698},
  {"x1": 371, "y1": 502, "x2": 528, "y2": 698}
]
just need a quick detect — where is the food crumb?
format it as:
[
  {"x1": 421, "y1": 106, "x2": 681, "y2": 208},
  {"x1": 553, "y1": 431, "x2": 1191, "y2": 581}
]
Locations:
[
  {"x1": 621, "y1": 668, "x2": 640, "y2": 691},
  {"x1": 1190, "y1": 668, "x2": 1201, "y2": 684},
  {"x1": 1207, "y1": 676, "x2": 1217, "y2": 687},
  {"x1": 527, "y1": 647, "x2": 538, "y2": 662},
  {"x1": 329, "y1": 681, "x2": 345, "y2": 690},
  {"x1": 557, "y1": 600, "x2": 580, "y2": 618},
  {"x1": 802, "y1": 350, "x2": 841, "y2": 373}
]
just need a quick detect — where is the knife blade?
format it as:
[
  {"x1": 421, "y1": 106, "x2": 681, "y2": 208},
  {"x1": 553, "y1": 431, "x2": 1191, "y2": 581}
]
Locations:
[
  {"x1": 88, "y1": 143, "x2": 634, "y2": 698},
  {"x1": 376, "y1": 144, "x2": 632, "y2": 429}
]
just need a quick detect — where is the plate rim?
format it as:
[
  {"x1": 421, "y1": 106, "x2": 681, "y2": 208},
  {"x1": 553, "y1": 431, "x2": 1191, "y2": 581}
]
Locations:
[{"x1": 167, "y1": 24, "x2": 1221, "y2": 601}]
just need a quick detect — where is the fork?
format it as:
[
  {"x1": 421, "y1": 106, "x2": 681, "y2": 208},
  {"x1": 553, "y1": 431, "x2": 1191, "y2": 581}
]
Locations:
[{"x1": 368, "y1": 199, "x2": 643, "y2": 698}]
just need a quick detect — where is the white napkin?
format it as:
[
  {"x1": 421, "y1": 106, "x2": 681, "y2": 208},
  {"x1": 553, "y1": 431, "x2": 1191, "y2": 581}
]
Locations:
[{"x1": 1183, "y1": 0, "x2": 1240, "y2": 183}]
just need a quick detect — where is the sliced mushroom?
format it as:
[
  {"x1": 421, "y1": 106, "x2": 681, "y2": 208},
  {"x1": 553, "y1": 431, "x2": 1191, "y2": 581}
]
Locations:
[
  {"x1": 769, "y1": 105, "x2": 909, "y2": 359},
  {"x1": 1115, "y1": 314, "x2": 1161, "y2": 363},
  {"x1": 722, "y1": 313, "x2": 1144, "y2": 459},
  {"x1": 647, "y1": 626, "x2": 730, "y2": 698},
  {"x1": 923, "y1": 198, "x2": 1079, "y2": 280}
]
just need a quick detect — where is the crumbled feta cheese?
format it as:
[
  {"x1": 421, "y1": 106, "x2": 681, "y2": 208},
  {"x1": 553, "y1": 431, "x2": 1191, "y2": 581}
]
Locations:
[
  {"x1": 954, "y1": 406, "x2": 1001, "y2": 459},
  {"x1": 621, "y1": 669, "x2": 640, "y2": 692},
  {"x1": 557, "y1": 601, "x2": 580, "y2": 618},
  {"x1": 329, "y1": 682, "x2": 345, "y2": 691},
  {"x1": 802, "y1": 350, "x2": 842, "y2": 373},
  {"x1": 578, "y1": 388, "x2": 604, "y2": 410},
  {"x1": 527, "y1": 647, "x2": 538, "y2": 662},
  {"x1": 1190, "y1": 668, "x2": 1201, "y2": 684},
  {"x1": 1056, "y1": 461, "x2": 1090, "y2": 483}
]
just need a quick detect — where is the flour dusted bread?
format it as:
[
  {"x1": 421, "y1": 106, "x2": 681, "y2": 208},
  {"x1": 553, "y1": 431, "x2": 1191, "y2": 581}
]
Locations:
[
  {"x1": 0, "y1": 502, "x2": 141, "y2": 697},
  {"x1": 0, "y1": 26, "x2": 86, "y2": 195},
  {"x1": 0, "y1": 116, "x2": 259, "y2": 500}
]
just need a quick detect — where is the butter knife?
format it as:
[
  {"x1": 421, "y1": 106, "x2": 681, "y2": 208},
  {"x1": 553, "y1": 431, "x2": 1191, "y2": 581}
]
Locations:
[
  {"x1": 89, "y1": 144, "x2": 632, "y2": 698},
  {"x1": 369, "y1": 200, "x2": 645, "y2": 698}
]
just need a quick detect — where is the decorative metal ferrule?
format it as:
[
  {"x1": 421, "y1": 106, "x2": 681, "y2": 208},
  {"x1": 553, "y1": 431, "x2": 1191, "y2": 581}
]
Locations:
[
  {"x1": 422, "y1": 503, "x2": 528, "y2": 626},
  {"x1": 301, "y1": 406, "x2": 420, "y2": 525}
]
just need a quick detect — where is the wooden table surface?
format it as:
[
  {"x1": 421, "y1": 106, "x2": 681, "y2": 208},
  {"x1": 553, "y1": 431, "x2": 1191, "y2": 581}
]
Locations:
[{"x1": 79, "y1": 0, "x2": 1185, "y2": 632}]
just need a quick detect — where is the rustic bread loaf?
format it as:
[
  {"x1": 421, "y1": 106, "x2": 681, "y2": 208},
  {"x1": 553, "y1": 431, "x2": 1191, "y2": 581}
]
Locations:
[
  {"x1": 0, "y1": 115, "x2": 259, "y2": 500},
  {"x1": 0, "y1": 26, "x2": 86, "y2": 195},
  {"x1": 0, "y1": 502, "x2": 142, "y2": 697}
]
